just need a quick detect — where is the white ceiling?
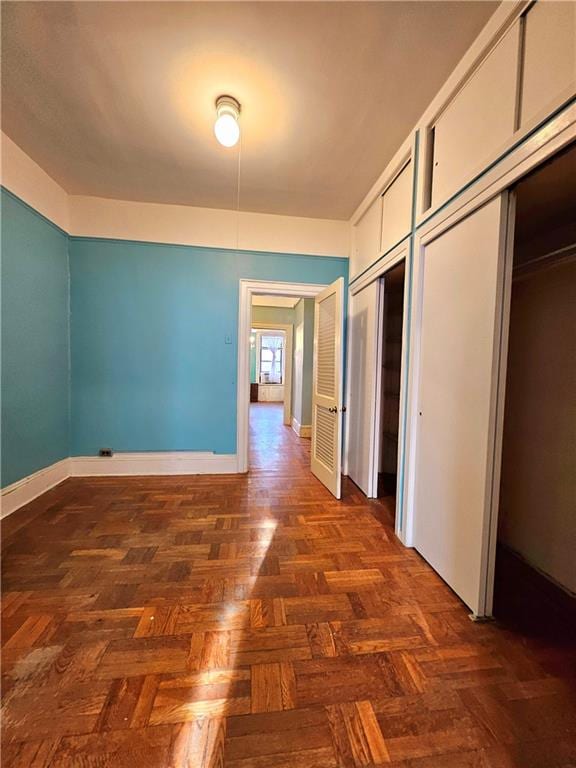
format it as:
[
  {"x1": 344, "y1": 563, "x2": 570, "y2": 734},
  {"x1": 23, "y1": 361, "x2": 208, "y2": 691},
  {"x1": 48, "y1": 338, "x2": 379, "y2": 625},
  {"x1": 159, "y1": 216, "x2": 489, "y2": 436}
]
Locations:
[{"x1": 1, "y1": 1, "x2": 498, "y2": 220}]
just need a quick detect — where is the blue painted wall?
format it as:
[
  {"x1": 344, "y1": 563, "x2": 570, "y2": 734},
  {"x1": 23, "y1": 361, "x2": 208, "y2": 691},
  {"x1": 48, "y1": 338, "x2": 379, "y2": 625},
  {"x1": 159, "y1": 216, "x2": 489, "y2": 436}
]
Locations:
[
  {"x1": 1, "y1": 190, "x2": 70, "y2": 487},
  {"x1": 70, "y1": 237, "x2": 347, "y2": 456}
]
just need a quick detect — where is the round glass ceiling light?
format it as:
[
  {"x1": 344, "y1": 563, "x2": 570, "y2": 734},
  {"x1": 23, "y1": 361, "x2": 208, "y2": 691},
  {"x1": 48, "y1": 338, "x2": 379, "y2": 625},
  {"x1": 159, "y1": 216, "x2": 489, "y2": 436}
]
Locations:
[{"x1": 214, "y1": 95, "x2": 241, "y2": 147}]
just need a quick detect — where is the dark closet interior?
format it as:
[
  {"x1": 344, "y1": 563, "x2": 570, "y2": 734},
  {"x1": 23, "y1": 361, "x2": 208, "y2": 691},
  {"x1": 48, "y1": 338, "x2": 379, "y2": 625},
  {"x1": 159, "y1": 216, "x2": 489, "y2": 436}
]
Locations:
[
  {"x1": 493, "y1": 142, "x2": 576, "y2": 638},
  {"x1": 377, "y1": 260, "x2": 405, "y2": 513}
]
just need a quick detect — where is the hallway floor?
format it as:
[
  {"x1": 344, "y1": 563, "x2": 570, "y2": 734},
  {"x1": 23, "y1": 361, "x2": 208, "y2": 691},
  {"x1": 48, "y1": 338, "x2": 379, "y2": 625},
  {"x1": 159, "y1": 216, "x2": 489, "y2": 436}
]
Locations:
[{"x1": 2, "y1": 404, "x2": 575, "y2": 766}]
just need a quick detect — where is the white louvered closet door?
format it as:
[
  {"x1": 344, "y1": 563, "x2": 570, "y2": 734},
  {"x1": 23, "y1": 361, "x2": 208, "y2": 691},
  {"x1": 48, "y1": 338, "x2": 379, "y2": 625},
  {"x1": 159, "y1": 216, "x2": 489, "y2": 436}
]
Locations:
[{"x1": 311, "y1": 278, "x2": 345, "y2": 498}]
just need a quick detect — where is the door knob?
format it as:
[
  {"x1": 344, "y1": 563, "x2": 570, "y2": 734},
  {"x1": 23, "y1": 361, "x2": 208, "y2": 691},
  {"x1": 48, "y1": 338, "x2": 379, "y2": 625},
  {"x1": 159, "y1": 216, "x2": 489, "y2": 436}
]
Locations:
[{"x1": 328, "y1": 406, "x2": 338, "y2": 413}]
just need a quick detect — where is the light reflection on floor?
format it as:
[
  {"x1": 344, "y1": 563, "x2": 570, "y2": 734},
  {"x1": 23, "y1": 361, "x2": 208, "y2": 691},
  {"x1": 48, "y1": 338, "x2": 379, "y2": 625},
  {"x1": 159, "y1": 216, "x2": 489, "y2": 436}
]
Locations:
[{"x1": 177, "y1": 405, "x2": 300, "y2": 763}]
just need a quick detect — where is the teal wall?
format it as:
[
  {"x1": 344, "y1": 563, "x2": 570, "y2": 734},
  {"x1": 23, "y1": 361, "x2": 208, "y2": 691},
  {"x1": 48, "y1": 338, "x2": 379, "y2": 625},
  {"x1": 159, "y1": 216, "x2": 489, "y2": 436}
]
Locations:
[
  {"x1": 70, "y1": 238, "x2": 347, "y2": 456},
  {"x1": 295, "y1": 298, "x2": 315, "y2": 425},
  {"x1": 1, "y1": 190, "x2": 70, "y2": 487},
  {"x1": 1, "y1": 190, "x2": 347, "y2": 477},
  {"x1": 250, "y1": 305, "x2": 296, "y2": 384}
]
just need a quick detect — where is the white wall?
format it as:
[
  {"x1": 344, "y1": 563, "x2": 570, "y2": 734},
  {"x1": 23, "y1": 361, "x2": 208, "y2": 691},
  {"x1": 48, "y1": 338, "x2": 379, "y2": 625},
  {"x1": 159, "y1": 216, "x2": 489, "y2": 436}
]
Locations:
[
  {"x1": 1, "y1": 131, "x2": 351, "y2": 258},
  {"x1": 70, "y1": 194, "x2": 351, "y2": 258},
  {"x1": 1, "y1": 132, "x2": 70, "y2": 231}
]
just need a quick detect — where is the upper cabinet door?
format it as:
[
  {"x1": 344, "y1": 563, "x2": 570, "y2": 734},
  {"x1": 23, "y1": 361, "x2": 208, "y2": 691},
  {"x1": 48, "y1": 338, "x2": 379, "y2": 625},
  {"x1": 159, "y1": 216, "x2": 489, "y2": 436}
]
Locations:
[
  {"x1": 352, "y1": 195, "x2": 382, "y2": 281},
  {"x1": 430, "y1": 22, "x2": 520, "y2": 209},
  {"x1": 311, "y1": 278, "x2": 345, "y2": 499},
  {"x1": 381, "y1": 161, "x2": 412, "y2": 255},
  {"x1": 520, "y1": 1, "x2": 576, "y2": 128}
]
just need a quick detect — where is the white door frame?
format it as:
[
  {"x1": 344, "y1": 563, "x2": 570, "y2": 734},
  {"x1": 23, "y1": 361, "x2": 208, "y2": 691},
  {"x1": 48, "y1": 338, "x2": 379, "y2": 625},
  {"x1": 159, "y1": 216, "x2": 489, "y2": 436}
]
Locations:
[
  {"x1": 371, "y1": 252, "x2": 410, "y2": 517},
  {"x1": 237, "y1": 279, "x2": 328, "y2": 473},
  {"x1": 251, "y1": 324, "x2": 293, "y2": 425}
]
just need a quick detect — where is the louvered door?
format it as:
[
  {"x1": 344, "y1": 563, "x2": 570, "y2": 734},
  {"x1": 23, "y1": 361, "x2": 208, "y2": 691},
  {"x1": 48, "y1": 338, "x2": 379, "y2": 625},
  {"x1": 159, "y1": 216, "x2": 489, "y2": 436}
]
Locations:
[{"x1": 311, "y1": 278, "x2": 345, "y2": 498}]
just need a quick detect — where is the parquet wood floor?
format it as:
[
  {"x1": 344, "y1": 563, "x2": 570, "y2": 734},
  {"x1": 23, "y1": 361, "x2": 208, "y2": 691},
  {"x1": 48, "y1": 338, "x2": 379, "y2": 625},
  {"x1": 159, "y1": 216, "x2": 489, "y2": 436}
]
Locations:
[{"x1": 2, "y1": 403, "x2": 575, "y2": 767}]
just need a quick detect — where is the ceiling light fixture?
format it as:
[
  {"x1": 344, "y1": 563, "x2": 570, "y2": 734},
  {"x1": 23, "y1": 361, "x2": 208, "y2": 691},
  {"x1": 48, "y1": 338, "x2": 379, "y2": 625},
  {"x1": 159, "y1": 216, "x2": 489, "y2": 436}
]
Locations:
[{"x1": 214, "y1": 95, "x2": 241, "y2": 148}]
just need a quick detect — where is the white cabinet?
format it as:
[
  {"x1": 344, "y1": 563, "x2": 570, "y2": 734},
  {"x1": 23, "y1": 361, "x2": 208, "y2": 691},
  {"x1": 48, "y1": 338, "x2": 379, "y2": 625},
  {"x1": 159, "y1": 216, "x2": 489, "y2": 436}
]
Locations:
[
  {"x1": 430, "y1": 23, "x2": 520, "y2": 208},
  {"x1": 352, "y1": 161, "x2": 413, "y2": 281},
  {"x1": 381, "y1": 161, "x2": 412, "y2": 255},
  {"x1": 520, "y1": 1, "x2": 576, "y2": 128},
  {"x1": 352, "y1": 195, "x2": 382, "y2": 281}
]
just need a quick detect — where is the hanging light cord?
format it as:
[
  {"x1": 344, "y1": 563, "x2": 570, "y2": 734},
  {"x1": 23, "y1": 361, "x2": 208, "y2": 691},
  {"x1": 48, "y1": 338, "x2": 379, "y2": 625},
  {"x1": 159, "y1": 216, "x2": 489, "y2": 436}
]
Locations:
[{"x1": 235, "y1": 134, "x2": 242, "y2": 252}]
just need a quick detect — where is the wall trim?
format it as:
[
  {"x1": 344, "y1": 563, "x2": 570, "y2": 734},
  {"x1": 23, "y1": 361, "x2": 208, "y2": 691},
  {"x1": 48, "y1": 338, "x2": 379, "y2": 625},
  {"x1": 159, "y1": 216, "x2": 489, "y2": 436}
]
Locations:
[
  {"x1": 1, "y1": 458, "x2": 71, "y2": 519},
  {"x1": 69, "y1": 235, "x2": 350, "y2": 262},
  {"x1": 291, "y1": 417, "x2": 312, "y2": 438},
  {"x1": 70, "y1": 452, "x2": 238, "y2": 477},
  {"x1": 1, "y1": 452, "x2": 240, "y2": 518},
  {"x1": 70, "y1": 196, "x2": 351, "y2": 259}
]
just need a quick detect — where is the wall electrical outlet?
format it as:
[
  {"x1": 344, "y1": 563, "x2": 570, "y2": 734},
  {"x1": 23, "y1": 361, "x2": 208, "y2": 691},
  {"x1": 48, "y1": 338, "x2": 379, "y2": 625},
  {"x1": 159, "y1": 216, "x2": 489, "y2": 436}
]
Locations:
[{"x1": 99, "y1": 448, "x2": 113, "y2": 457}]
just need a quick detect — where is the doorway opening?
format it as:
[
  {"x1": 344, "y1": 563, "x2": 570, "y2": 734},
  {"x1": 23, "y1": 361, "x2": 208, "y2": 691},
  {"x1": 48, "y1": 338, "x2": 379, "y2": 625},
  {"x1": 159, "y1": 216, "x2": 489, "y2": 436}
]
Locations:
[
  {"x1": 249, "y1": 294, "x2": 312, "y2": 468},
  {"x1": 374, "y1": 260, "x2": 406, "y2": 523},
  {"x1": 238, "y1": 278, "x2": 345, "y2": 497},
  {"x1": 493, "y1": 142, "x2": 576, "y2": 637}
]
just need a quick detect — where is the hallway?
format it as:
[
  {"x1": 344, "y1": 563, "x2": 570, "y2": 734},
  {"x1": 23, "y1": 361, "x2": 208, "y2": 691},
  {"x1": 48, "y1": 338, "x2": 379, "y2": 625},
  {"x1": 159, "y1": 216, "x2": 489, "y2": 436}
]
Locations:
[
  {"x1": 249, "y1": 402, "x2": 311, "y2": 473},
  {"x1": 1, "y1": 406, "x2": 575, "y2": 766}
]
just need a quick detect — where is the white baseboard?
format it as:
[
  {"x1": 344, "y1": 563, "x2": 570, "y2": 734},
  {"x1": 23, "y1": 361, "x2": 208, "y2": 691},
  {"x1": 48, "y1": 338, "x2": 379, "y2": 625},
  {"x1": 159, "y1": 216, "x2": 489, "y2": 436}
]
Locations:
[
  {"x1": 1, "y1": 458, "x2": 71, "y2": 519},
  {"x1": 1, "y1": 452, "x2": 239, "y2": 518},
  {"x1": 291, "y1": 417, "x2": 312, "y2": 438},
  {"x1": 70, "y1": 452, "x2": 238, "y2": 477}
]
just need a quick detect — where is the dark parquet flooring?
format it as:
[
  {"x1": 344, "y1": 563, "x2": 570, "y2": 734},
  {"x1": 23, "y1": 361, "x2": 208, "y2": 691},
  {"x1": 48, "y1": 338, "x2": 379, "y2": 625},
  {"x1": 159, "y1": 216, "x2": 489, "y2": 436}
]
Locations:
[{"x1": 2, "y1": 403, "x2": 575, "y2": 767}]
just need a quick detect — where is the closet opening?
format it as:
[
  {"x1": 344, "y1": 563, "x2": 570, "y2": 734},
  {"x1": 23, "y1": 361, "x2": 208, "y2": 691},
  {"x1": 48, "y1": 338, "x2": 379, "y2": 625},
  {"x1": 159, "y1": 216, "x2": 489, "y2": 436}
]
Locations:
[
  {"x1": 375, "y1": 260, "x2": 406, "y2": 520},
  {"x1": 493, "y1": 142, "x2": 576, "y2": 637}
]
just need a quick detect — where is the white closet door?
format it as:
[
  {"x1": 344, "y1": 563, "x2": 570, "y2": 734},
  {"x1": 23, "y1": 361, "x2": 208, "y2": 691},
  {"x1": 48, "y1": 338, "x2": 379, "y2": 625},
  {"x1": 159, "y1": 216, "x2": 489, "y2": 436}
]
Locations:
[
  {"x1": 346, "y1": 282, "x2": 380, "y2": 496},
  {"x1": 414, "y1": 196, "x2": 510, "y2": 617},
  {"x1": 311, "y1": 278, "x2": 345, "y2": 498}
]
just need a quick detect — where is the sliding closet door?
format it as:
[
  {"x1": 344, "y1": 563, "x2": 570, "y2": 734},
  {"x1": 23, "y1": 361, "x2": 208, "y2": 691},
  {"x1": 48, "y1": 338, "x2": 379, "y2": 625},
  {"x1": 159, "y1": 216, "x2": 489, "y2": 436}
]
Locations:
[
  {"x1": 346, "y1": 282, "x2": 380, "y2": 496},
  {"x1": 413, "y1": 195, "x2": 510, "y2": 617}
]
